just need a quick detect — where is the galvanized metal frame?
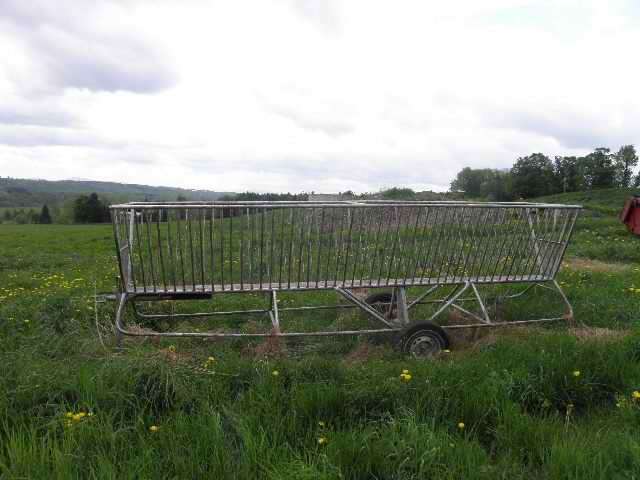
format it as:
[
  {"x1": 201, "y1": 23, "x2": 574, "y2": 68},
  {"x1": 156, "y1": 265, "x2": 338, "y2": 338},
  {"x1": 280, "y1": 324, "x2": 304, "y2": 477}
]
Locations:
[{"x1": 110, "y1": 200, "x2": 580, "y2": 341}]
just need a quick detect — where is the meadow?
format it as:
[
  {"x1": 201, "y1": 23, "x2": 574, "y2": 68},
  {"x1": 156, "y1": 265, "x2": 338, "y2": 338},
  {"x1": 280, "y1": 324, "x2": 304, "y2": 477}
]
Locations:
[{"x1": 1, "y1": 192, "x2": 639, "y2": 478}]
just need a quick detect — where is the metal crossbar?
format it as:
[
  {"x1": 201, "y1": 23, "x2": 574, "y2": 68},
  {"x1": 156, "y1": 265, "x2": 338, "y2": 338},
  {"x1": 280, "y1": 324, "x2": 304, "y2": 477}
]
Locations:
[{"x1": 109, "y1": 200, "x2": 580, "y2": 341}]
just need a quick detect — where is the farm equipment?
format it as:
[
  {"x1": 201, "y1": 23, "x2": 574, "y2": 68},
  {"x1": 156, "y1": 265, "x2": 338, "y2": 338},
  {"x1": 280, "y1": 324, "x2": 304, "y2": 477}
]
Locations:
[
  {"x1": 620, "y1": 195, "x2": 640, "y2": 236},
  {"x1": 109, "y1": 200, "x2": 580, "y2": 357}
]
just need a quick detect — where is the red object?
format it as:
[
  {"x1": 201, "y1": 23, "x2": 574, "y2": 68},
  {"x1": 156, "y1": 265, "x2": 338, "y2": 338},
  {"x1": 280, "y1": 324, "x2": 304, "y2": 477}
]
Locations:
[{"x1": 620, "y1": 196, "x2": 640, "y2": 236}]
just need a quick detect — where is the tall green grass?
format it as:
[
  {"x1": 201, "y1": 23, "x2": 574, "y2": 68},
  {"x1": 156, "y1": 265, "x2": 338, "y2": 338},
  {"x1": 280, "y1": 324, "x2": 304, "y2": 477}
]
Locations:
[{"x1": 1, "y1": 200, "x2": 639, "y2": 477}]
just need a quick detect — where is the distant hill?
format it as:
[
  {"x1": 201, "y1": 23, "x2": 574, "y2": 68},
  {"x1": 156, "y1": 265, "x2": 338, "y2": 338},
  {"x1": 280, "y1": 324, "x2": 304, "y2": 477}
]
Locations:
[
  {"x1": 535, "y1": 187, "x2": 639, "y2": 216},
  {"x1": 0, "y1": 177, "x2": 235, "y2": 207}
]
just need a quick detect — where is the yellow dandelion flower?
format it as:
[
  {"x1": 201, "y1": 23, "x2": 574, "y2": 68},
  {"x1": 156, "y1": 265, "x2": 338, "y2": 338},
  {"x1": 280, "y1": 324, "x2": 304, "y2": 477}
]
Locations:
[
  {"x1": 318, "y1": 436, "x2": 328, "y2": 445},
  {"x1": 207, "y1": 356, "x2": 216, "y2": 363},
  {"x1": 402, "y1": 369, "x2": 410, "y2": 374},
  {"x1": 149, "y1": 425, "x2": 159, "y2": 432},
  {"x1": 457, "y1": 422, "x2": 465, "y2": 430},
  {"x1": 168, "y1": 345, "x2": 176, "y2": 353},
  {"x1": 632, "y1": 391, "x2": 640, "y2": 399},
  {"x1": 78, "y1": 412, "x2": 86, "y2": 418},
  {"x1": 72, "y1": 414, "x2": 82, "y2": 422},
  {"x1": 272, "y1": 370, "x2": 280, "y2": 377},
  {"x1": 65, "y1": 412, "x2": 74, "y2": 418},
  {"x1": 400, "y1": 373, "x2": 412, "y2": 382},
  {"x1": 573, "y1": 370, "x2": 581, "y2": 377}
]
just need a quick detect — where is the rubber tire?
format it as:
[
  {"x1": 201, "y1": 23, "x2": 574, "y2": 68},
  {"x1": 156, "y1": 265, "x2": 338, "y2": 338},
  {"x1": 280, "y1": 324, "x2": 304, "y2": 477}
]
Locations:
[{"x1": 398, "y1": 321, "x2": 450, "y2": 359}]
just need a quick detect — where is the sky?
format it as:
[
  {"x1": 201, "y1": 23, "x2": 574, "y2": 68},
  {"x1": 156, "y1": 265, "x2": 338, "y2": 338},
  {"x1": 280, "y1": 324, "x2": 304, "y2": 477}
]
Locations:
[{"x1": 0, "y1": 0, "x2": 639, "y2": 194}]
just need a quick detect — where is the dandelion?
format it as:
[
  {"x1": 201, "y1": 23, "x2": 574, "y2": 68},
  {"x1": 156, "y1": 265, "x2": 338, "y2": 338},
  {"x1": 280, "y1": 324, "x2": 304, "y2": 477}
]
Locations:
[
  {"x1": 72, "y1": 414, "x2": 82, "y2": 422},
  {"x1": 318, "y1": 421, "x2": 326, "y2": 428},
  {"x1": 443, "y1": 349, "x2": 451, "y2": 353},
  {"x1": 400, "y1": 373, "x2": 412, "y2": 382},
  {"x1": 168, "y1": 345, "x2": 176, "y2": 353},
  {"x1": 272, "y1": 370, "x2": 280, "y2": 377},
  {"x1": 207, "y1": 356, "x2": 216, "y2": 363},
  {"x1": 149, "y1": 425, "x2": 159, "y2": 433},
  {"x1": 632, "y1": 391, "x2": 640, "y2": 399},
  {"x1": 318, "y1": 436, "x2": 329, "y2": 445},
  {"x1": 65, "y1": 412, "x2": 74, "y2": 418},
  {"x1": 457, "y1": 422, "x2": 465, "y2": 430},
  {"x1": 402, "y1": 369, "x2": 410, "y2": 374},
  {"x1": 573, "y1": 370, "x2": 581, "y2": 377}
]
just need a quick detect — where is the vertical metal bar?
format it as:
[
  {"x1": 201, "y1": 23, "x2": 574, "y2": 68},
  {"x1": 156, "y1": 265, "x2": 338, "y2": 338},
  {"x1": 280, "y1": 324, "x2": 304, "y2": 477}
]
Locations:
[
  {"x1": 123, "y1": 210, "x2": 137, "y2": 292},
  {"x1": 144, "y1": 211, "x2": 157, "y2": 293},
  {"x1": 323, "y1": 207, "x2": 336, "y2": 288},
  {"x1": 176, "y1": 209, "x2": 186, "y2": 291},
  {"x1": 376, "y1": 206, "x2": 396, "y2": 286},
  {"x1": 486, "y1": 207, "x2": 514, "y2": 281},
  {"x1": 315, "y1": 207, "x2": 325, "y2": 288},
  {"x1": 422, "y1": 207, "x2": 447, "y2": 284},
  {"x1": 248, "y1": 207, "x2": 254, "y2": 286},
  {"x1": 269, "y1": 207, "x2": 275, "y2": 288},
  {"x1": 333, "y1": 207, "x2": 346, "y2": 286},
  {"x1": 219, "y1": 208, "x2": 225, "y2": 291},
  {"x1": 385, "y1": 206, "x2": 404, "y2": 285},
  {"x1": 342, "y1": 207, "x2": 355, "y2": 286},
  {"x1": 156, "y1": 208, "x2": 168, "y2": 292},
  {"x1": 287, "y1": 208, "x2": 295, "y2": 289},
  {"x1": 209, "y1": 207, "x2": 215, "y2": 291},
  {"x1": 367, "y1": 207, "x2": 385, "y2": 286},
  {"x1": 165, "y1": 209, "x2": 176, "y2": 292},
  {"x1": 259, "y1": 208, "x2": 265, "y2": 290},
  {"x1": 351, "y1": 206, "x2": 370, "y2": 287},
  {"x1": 400, "y1": 206, "x2": 422, "y2": 286},
  {"x1": 278, "y1": 208, "x2": 286, "y2": 289},
  {"x1": 410, "y1": 206, "x2": 434, "y2": 284},
  {"x1": 229, "y1": 209, "x2": 234, "y2": 291},
  {"x1": 199, "y1": 209, "x2": 206, "y2": 290},
  {"x1": 240, "y1": 208, "x2": 245, "y2": 290},
  {"x1": 112, "y1": 211, "x2": 127, "y2": 292},
  {"x1": 186, "y1": 209, "x2": 196, "y2": 292},
  {"x1": 440, "y1": 207, "x2": 462, "y2": 282}
]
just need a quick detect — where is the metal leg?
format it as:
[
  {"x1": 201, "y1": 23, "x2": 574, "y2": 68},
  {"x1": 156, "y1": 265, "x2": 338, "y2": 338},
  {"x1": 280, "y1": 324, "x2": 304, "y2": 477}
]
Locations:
[
  {"x1": 395, "y1": 287, "x2": 410, "y2": 325},
  {"x1": 470, "y1": 283, "x2": 491, "y2": 324},
  {"x1": 428, "y1": 282, "x2": 470, "y2": 323},
  {"x1": 268, "y1": 290, "x2": 281, "y2": 334},
  {"x1": 550, "y1": 279, "x2": 574, "y2": 323},
  {"x1": 114, "y1": 293, "x2": 129, "y2": 346},
  {"x1": 334, "y1": 287, "x2": 396, "y2": 328}
]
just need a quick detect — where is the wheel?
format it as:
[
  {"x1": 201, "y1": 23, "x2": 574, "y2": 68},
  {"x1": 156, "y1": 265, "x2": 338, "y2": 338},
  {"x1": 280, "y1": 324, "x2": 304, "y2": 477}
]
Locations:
[
  {"x1": 364, "y1": 291, "x2": 396, "y2": 318},
  {"x1": 398, "y1": 321, "x2": 450, "y2": 359}
]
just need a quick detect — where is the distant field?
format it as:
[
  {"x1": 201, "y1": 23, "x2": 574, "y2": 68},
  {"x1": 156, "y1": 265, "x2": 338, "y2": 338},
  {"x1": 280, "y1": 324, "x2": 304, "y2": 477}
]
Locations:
[
  {"x1": 1, "y1": 190, "x2": 640, "y2": 478},
  {"x1": 537, "y1": 187, "x2": 638, "y2": 216}
]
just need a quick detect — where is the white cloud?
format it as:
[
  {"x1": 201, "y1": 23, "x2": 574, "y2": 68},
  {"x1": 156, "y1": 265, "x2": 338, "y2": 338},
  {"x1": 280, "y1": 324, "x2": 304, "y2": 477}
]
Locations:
[{"x1": 0, "y1": 0, "x2": 639, "y2": 193}]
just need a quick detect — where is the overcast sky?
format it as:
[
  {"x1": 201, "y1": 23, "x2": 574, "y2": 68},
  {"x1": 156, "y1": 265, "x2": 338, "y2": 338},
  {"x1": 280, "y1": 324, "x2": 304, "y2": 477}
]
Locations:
[{"x1": 1, "y1": 0, "x2": 639, "y2": 193}]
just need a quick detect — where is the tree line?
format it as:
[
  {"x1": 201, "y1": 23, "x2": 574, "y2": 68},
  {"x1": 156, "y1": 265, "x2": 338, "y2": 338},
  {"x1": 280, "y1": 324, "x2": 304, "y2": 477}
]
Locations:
[{"x1": 450, "y1": 145, "x2": 639, "y2": 200}]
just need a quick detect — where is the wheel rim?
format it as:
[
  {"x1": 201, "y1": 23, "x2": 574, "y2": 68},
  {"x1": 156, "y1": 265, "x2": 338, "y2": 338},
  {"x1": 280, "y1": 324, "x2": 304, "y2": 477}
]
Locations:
[{"x1": 408, "y1": 333, "x2": 442, "y2": 358}]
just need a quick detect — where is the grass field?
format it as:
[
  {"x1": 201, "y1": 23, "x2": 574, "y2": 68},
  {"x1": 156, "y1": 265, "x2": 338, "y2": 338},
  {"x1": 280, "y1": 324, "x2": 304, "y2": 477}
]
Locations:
[{"x1": 1, "y1": 191, "x2": 639, "y2": 478}]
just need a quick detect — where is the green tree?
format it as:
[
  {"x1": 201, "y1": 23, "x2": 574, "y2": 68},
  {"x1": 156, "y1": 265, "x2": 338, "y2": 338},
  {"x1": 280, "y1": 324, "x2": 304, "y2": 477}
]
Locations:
[
  {"x1": 73, "y1": 193, "x2": 110, "y2": 223},
  {"x1": 583, "y1": 148, "x2": 616, "y2": 189},
  {"x1": 511, "y1": 153, "x2": 556, "y2": 198},
  {"x1": 39, "y1": 204, "x2": 52, "y2": 224},
  {"x1": 613, "y1": 145, "x2": 638, "y2": 187},
  {"x1": 553, "y1": 156, "x2": 585, "y2": 193}
]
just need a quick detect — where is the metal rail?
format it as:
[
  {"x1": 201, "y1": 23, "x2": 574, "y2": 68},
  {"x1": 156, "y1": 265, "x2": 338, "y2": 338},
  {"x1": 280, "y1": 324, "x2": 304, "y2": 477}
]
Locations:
[{"x1": 109, "y1": 200, "x2": 580, "y2": 341}]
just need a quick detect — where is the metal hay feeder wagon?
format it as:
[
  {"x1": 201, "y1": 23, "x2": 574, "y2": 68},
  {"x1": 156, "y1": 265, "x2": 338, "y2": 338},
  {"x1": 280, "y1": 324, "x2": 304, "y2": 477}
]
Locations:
[{"x1": 110, "y1": 200, "x2": 580, "y2": 357}]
